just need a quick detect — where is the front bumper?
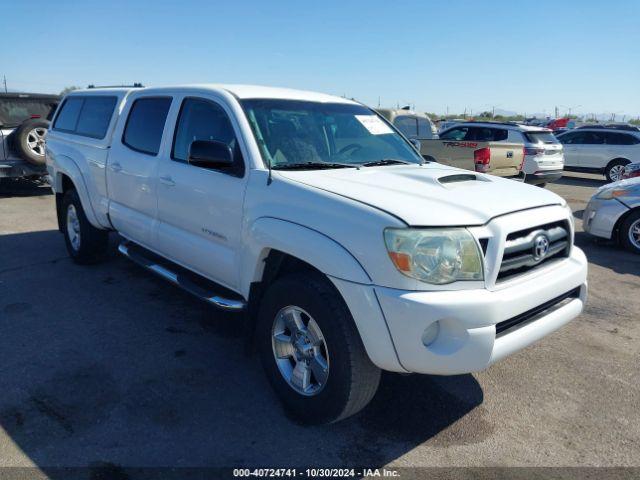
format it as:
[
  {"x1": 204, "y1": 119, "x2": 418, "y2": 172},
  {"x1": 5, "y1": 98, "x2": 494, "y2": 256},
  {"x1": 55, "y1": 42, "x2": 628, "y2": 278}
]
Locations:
[
  {"x1": 583, "y1": 197, "x2": 629, "y2": 240},
  {"x1": 374, "y1": 247, "x2": 588, "y2": 375}
]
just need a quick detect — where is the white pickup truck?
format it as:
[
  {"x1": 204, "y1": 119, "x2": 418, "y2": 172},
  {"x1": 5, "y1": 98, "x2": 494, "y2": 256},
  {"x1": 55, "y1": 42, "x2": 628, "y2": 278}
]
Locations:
[{"x1": 46, "y1": 85, "x2": 588, "y2": 424}]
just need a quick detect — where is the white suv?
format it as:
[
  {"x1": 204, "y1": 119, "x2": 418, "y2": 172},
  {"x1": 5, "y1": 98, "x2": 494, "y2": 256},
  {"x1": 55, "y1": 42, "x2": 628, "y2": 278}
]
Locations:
[
  {"x1": 46, "y1": 85, "x2": 587, "y2": 424},
  {"x1": 557, "y1": 128, "x2": 640, "y2": 182}
]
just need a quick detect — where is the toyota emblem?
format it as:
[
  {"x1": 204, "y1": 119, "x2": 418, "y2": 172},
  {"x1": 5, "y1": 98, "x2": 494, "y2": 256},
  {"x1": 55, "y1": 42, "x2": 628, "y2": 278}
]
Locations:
[{"x1": 532, "y1": 234, "x2": 550, "y2": 260}]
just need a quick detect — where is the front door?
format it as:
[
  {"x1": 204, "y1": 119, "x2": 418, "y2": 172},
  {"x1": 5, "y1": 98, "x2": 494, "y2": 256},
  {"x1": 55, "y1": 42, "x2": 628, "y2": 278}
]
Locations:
[
  {"x1": 559, "y1": 130, "x2": 606, "y2": 168},
  {"x1": 106, "y1": 96, "x2": 173, "y2": 247},
  {"x1": 156, "y1": 96, "x2": 248, "y2": 291}
]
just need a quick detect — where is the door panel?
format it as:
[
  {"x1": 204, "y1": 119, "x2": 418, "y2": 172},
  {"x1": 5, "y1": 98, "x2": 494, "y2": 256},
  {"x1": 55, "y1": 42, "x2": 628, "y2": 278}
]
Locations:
[
  {"x1": 156, "y1": 96, "x2": 247, "y2": 291},
  {"x1": 107, "y1": 97, "x2": 172, "y2": 246},
  {"x1": 156, "y1": 162, "x2": 245, "y2": 289}
]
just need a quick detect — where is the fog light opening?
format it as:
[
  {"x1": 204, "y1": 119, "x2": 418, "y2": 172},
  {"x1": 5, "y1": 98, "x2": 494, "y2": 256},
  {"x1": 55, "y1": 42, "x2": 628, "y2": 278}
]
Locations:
[{"x1": 421, "y1": 321, "x2": 440, "y2": 347}]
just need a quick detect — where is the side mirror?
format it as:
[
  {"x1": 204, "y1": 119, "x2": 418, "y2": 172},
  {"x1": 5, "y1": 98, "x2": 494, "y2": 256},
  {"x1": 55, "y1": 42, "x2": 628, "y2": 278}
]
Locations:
[
  {"x1": 409, "y1": 138, "x2": 421, "y2": 151},
  {"x1": 188, "y1": 140, "x2": 234, "y2": 169}
]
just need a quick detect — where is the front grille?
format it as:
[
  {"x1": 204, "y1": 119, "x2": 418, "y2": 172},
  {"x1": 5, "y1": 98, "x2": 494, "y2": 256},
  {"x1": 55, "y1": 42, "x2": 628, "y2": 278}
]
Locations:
[
  {"x1": 495, "y1": 287, "x2": 580, "y2": 337},
  {"x1": 497, "y1": 220, "x2": 570, "y2": 282}
]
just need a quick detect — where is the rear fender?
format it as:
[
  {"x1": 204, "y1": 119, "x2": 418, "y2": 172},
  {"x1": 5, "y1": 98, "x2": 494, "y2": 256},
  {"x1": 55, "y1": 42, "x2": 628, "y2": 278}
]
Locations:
[{"x1": 53, "y1": 155, "x2": 105, "y2": 229}]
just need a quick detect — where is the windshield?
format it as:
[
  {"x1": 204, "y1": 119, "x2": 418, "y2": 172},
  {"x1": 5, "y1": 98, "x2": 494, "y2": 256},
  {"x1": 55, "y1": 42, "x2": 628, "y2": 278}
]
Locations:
[
  {"x1": 0, "y1": 97, "x2": 59, "y2": 128},
  {"x1": 241, "y1": 100, "x2": 423, "y2": 169}
]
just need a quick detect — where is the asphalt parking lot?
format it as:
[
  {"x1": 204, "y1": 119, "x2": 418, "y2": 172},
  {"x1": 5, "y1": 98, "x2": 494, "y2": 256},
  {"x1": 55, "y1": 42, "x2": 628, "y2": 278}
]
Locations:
[{"x1": 0, "y1": 173, "x2": 638, "y2": 473}]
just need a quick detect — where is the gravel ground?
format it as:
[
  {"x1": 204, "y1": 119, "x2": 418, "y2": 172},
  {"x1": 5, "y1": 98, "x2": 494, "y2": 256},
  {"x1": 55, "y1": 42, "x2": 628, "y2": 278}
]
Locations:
[{"x1": 0, "y1": 174, "x2": 638, "y2": 475}]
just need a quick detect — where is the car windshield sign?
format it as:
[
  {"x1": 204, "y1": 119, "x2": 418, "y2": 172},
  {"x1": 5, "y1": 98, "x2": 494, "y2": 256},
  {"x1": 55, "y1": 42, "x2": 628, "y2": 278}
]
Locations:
[{"x1": 241, "y1": 99, "x2": 423, "y2": 169}]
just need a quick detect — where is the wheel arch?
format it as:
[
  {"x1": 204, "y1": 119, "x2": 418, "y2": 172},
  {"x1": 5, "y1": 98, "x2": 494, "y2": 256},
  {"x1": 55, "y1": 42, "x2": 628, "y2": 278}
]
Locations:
[
  {"x1": 612, "y1": 206, "x2": 640, "y2": 244},
  {"x1": 241, "y1": 217, "x2": 372, "y2": 298},
  {"x1": 53, "y1": 157, "x2": 102, "y2": 230},
  {"x1": 605, "y1": 157, "x2": 631, "y2": 172}
]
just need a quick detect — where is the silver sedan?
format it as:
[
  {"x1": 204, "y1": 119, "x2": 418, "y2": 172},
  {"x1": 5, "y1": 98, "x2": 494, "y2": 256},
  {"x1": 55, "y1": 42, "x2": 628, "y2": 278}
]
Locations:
[{"x1": 584, "y1": 177, "x2": 640, "y2": 254}]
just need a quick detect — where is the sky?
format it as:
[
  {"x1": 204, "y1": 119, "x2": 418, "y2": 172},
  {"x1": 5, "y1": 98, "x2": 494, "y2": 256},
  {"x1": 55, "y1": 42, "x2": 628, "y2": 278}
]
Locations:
[{"x1": 2, "y1": 0, "x2": 639, "y2": 118}]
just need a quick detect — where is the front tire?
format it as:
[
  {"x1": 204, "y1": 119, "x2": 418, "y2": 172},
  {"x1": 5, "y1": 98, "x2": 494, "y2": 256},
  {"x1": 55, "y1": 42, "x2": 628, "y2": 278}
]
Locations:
[
  {"x1": 605, "y1": 159, "x2": 630, "y2": 183},
  {"x1": 257, "y1": 272, "x2": 381, "y2": 424},
  {"x1": 62, "y1": 189, "x2": 109, "y2": 264},
  {"x1": 620, "y1": 210, "x2": 640, "y2": 254}
]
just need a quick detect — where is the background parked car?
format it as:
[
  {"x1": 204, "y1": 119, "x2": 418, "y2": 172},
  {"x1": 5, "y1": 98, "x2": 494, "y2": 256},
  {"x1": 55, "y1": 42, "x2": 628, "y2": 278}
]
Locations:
[
  {"x1": 557, "y1": 128, "x2": 640, "y2": 182},
  {"x1": 584, "y1": 177, "x2": 640, "y2": 254},
  {"x1": 0, "y1": 93, "x2": 60, "y2": 183},
  {"x1": 623, "y1": 162, "x2": 640, "y2": 179},
  {"x1": 423, "y1": 122, "x2": 563, "y2": 186},
  {"x1": 376, "y1": 108, "x2": 439, "y2": 143},
  {"x1": 577, "y1": 123, "x2": 640, "y2": 132}
]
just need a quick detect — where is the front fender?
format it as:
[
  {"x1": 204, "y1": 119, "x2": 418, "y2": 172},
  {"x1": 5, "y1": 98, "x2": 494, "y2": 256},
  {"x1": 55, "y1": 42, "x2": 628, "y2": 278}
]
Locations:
[
  {"x1": 53, "y1": 155, "x2": 104, "y2": 229},
  {"x1": 241, "y1": 217, "x2": 405, "y2": 372},
  {"x1": 241, "y1": 217, "x2": 371, "y2": 296}
]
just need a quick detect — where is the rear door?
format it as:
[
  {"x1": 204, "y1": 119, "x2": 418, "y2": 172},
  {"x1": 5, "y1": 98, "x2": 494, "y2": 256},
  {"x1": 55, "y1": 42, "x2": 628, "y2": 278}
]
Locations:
[
  {"x1": 603, "y1": 132, "x2": 640, "y2": 164},
  {"x1": 155, "y1": 95, "x2": 248, "y2": 291},
  {"x1": 106, "y1": 95, "x2": 173, "y2": 247}
]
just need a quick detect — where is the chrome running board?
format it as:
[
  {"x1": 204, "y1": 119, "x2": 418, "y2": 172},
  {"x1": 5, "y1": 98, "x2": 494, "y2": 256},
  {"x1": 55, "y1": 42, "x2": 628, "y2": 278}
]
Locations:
[{"x1": 118, "y1": 242, "x2": 246, "y2": 312}]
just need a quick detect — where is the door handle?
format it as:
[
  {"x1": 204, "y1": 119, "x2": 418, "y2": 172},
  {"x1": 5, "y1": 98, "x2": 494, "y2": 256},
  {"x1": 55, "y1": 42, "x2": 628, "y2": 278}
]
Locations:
[
  {"x1": 109, "y1": 162, "x2": 122, "y2": 172},
  {"x1": 159, "y1": 175, "x2": 176, "y2": 187}
]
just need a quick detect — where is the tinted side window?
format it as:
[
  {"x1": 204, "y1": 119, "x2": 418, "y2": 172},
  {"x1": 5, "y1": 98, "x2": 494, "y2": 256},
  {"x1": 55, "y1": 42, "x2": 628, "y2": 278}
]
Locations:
[
  {"x1": 605, "y1": 132, "x2": 639, "y2": 145},
  {"x1": 470, "y1": 127, "x2": 508, "y2": 142},
  {"x1": 560, "y1": 131, "x2": 603, "y2": 145},
  {"x1": 585, "y1": 132, "x2": 605, "y2": 144},
  {"x1": 172, "y1": 98, "x2": 243, "y2": 174},
  {"x1": 440, "y1": 127, "x2": 470, "y2": 141},
  {"x1": 75, "y1": 97, "x2": 117, "y2": 139},
  {"x1": 122, "y1": 97, "x2": 172, "y2": 155},
  {"x1": 394, "y1": 116, "x2": 418, "y2": 138},
  {"x1": 417, "y1": 118, "x2": 433, "y2": 137},
  {"x1": 53, "y1": 97, "x2": 84, "y2": 132}
]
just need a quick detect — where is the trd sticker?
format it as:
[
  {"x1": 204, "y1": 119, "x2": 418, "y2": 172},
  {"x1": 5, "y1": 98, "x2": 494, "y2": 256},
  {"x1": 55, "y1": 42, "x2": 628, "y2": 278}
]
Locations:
[{"x1": 443, "y1": 141, "x2": 478, "y2": 148}]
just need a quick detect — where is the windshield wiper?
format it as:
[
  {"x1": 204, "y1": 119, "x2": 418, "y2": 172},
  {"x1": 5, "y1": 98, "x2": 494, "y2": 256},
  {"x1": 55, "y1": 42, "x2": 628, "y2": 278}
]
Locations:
[
  {"x1": 272, "y1": 162, "x2": 358, "y2": 170},
  {"x1": 361, "y1": 159, "x2": 413, "y2": 167}
]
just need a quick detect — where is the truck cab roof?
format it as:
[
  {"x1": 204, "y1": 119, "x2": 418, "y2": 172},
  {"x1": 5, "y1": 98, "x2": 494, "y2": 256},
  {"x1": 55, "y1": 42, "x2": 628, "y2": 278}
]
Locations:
[{"x1": 67, "y1": 84, "x2": 358, "y2": 105}]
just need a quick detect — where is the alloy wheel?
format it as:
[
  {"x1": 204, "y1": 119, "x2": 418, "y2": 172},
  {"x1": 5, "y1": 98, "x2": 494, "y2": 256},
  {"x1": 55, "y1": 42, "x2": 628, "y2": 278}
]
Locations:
[
  {"x1": 26, "y1": 127, "x2": 47, "y2": 157},
  {"x1": 629, "y1": 219, "x2": 640, "y2": 250},
  {"x1": 66, "y1": 204, "x2": 81, "y2": 251},
  {"x1": 271, "y1": 305, "x2": 330, "y2": 396}
]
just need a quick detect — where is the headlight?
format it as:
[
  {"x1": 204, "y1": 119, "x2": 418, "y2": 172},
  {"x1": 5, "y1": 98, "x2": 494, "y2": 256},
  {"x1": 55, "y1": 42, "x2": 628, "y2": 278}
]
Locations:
[
  {"x1": 595, "y1": 187, "x2": 631, "y2": 200},
  {"x1": 384, "y1": 228, "x2": 483, "y2": 285},
  {"x1": 563, "y1": 203, "x2": 575, "y2": 231}
]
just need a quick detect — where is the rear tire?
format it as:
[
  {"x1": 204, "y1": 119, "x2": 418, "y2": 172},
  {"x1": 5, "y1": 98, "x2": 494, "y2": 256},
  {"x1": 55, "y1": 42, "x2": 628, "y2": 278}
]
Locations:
[
  {"x1": 605, "y1": 159, "x2": 630, "y2": 183},
  {"x1": 62, "y1": 189, "x2": 109, "y2": 264},
  {"x1": 257, "y1": 272, "x2": 381, "y2": 424},
  {"x1": 620, "y1": 210, "x2": 640, "y2": 255}
]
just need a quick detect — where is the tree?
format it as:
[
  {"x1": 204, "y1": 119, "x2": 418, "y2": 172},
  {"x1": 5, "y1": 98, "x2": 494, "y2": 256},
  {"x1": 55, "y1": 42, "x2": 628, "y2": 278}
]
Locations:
[{"x1": 60, "y1": 86, "x2": 80, "y2": 96}]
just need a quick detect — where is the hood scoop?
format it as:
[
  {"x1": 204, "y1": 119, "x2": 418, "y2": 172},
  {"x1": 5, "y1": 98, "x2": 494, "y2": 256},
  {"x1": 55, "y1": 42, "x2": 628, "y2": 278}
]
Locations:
[{"x1": 438, "y1": 173, "x2": 489, "y2": 185}]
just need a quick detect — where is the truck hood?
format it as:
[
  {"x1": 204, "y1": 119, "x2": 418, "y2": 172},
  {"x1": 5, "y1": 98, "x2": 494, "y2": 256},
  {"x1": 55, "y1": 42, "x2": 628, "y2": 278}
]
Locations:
[{"x1": 277, "y1": 164, "x2": 563, "y2": 226}]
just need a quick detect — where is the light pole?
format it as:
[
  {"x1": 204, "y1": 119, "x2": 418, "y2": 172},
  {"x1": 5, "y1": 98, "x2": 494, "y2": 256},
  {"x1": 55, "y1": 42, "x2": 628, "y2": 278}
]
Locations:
[{"x1": 560, "y1": 104, "x2": 582, "y2": 116}]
